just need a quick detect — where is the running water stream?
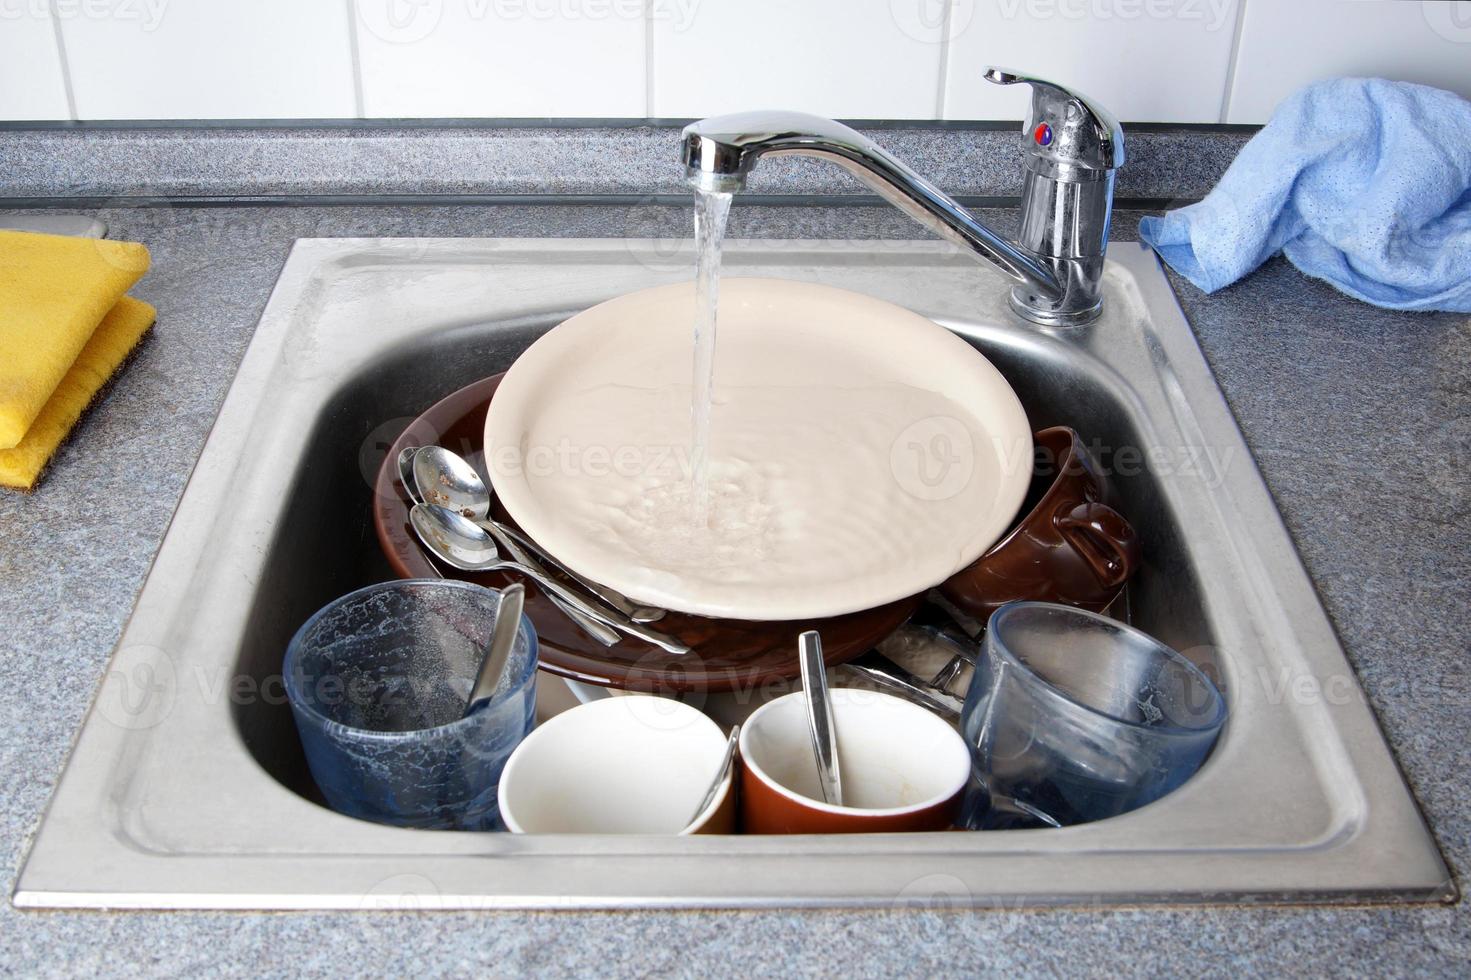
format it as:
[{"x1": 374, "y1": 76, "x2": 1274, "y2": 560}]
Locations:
[{"x1": 690, "y1": 187, "x2": 733, "y2": 520}]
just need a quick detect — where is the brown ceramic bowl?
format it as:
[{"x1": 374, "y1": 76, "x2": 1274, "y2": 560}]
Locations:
[
  {"x1": 372, "y1": 375, "x2": 921, "y2": 694},
  {"x1": 938, "y1": 425, "x2": 1141, "y2": 620}
]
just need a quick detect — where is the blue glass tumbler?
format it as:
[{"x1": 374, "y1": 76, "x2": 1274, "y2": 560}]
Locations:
[
  {"x1": 284, "y1": 580, "x2": 537, "y2": 831},
  {"x1": 961, "y1": 601, "x2": 1226, "y2": 828}
]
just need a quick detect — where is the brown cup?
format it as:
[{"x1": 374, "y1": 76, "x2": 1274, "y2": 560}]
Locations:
[
  {"x1": 738, "y1": 689, "x2": 970, "y2": 834},
  {"x1": 939, "y1": 426, "x2": 1141, "y2": 621}
]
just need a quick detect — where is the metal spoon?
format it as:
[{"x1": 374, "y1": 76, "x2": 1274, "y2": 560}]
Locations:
[
  {"x1": 684, "y1": 723, "x2": 740, "y2": 833},
  {"x1": 798, "y1": 630, "x2": 843, "y2": 806},
  {"x1": 397, "y1": 446, "x2": 422, "y2": 505},
  {"x1": 839, "y1": 650, "x2": 962, "y2": 724},
  {"x1": 410, "y1": 503, "x2": 691, "y2": 656},
  {"x1": 412, "y1": 446, "x2": 666, "y2": 624},
  {"x1": 465, "y1": 583, "x2": 525, "y2": 718},
  {"x1": 403, "y1": 446, "x2": 616, "y2": 646},
  {"x1": 412, "y1": 446, "x2": 579, "y2": 604},
  {"x1": 395, "y1": 445, "x2": 448, "y2": 579},
  {"x1": 411, "y1": 502, "x2": 619, "y2": 648}
]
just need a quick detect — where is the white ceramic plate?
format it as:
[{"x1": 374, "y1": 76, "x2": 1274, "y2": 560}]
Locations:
[{"x1": 485, "y1": 277, "x2": 1031, "y2": 621}]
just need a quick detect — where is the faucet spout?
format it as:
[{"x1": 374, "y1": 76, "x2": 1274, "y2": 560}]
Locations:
[
  {"x1": 681, "y1": 111, "x2": 1064, "y2": 304},
  {"x1": 682, "y1": 74, "x2": 1126, "y2": 328}
]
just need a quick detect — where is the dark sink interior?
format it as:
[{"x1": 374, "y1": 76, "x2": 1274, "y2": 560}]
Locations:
[{"x1": 230, "y1": 315, "x2": 1218, "y2": 806}]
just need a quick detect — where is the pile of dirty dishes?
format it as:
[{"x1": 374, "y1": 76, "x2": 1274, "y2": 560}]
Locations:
[{"x1": 284, "y1": 581, "x2": 1225, "y2": 834}]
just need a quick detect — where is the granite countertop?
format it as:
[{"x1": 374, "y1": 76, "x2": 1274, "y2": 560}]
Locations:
[{"x1": 0, "y1": 202, "x2": 1466, "y2": 976}]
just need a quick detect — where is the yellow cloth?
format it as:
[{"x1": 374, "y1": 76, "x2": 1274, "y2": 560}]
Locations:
[
  {"x1": 0, "y1": 230, "x2": 150, "y2": 449},
  {"x1": 0, "y1": 296, "x2": 156, "y2": 490}
]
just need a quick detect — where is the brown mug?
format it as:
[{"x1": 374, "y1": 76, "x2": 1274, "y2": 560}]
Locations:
[
  {"x1": 738, "y1": 689, "x2": 970, "y2": 834},
  {"x1": 939, "y1": 426, "x2": 1140, "y2": 620}
]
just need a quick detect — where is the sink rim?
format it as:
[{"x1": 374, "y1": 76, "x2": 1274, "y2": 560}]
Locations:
[{"x1": 12, "y1": 237, "x2": 1454, "y2": 910}]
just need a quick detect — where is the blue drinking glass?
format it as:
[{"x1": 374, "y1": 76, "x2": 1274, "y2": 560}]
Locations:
[
  {"x1": 960, "y1": 601, "x2": 1226, "y2": 829},
  {"x1": 284, "y1": 580, "x2": 537, "y2": 831}
]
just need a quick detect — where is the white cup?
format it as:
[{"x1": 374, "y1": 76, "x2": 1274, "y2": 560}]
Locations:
[{"x1": 497, "y1": 694, "x2": 734, "y2": 834}]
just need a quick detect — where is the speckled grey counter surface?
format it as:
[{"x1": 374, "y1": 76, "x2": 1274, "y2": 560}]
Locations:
[
  {"x1": 0, "y1": 202, "x2": 1467, "y2": 977},
  {"x1": 0, "y1": 122, "x2": 1247, "y2": 201}
]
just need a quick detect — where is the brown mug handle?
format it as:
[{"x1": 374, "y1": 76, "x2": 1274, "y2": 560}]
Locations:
[{"x1": 1054, "y1": 501, "x2": 1140, "y2": 589}]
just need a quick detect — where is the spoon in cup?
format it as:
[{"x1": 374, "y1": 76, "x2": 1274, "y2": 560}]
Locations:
[
  {"x1": 683, "y1": 723, "x2": 740, "y2": 833},
  {"x1": 464, "y1": 583, "x2": 526, "y2": 718},
  {"x1": 798, "y1": 630, "x2": 843, "y2": 806}
]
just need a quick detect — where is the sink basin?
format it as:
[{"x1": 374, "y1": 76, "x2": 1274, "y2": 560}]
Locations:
[{"x1": 14, "y1": 237, "x2": 1452, "y2": 910}]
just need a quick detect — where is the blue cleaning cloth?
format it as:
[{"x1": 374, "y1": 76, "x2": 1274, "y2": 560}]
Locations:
[{"x1": 1139, "y1": 78, "x2": 1471, "y2": 312}]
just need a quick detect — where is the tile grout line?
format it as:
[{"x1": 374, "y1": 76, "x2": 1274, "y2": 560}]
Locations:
[
  {"x1": 46, "y1": 0, "x2": 79, "y2": 122},
  {"x1": 344, "y1": 0, "x2": 367, "y2": 119},
  {"x1": 1217, "y1": 0, "x2": 1251, "y2": 124},
  {"x1": 643, "y1": 0, "x2": 656, "y2": 119},
  {"x1": 935, "y1": 0, "x2": 955, "y2": 119}
]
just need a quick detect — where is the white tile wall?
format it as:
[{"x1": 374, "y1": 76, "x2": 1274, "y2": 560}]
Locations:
[
  {"x1": 0, "y1": 7, "x2": 70, "y2": 120},
  {"x1": 58, "y1": 0, "x2": 356, "y2": 120},
  {"x1": 353, "y1": 0, "x2": 645, "y2": 117},
  {"x1": 1, "y1": 0, "x2": 1469, "y2": 123},
  {"x1": 1226, "y1": 0, "x2": 1471, "y2": 123},
  {"x1": 649, "y1": 0, "x2": 943, "y2": 118},
  {"x1": 943, "y1": 0, "x2": 1241, "y2": 123}
]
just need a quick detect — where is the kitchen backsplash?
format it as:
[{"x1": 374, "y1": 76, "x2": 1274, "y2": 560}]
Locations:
[{"x1": 1, "y1": 0, "x2": 1469, "y2": 124}]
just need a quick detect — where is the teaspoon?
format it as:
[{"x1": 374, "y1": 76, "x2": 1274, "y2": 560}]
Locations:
[
  {"x1": 412, "y1": 446, "x2": 666, "y2": 624},
  {"x1": 798, "y1": 630, "x2": 843, "y2": 806},
  {"x1": 683, "y1": 723, "x2": 740, "y2": 833},
  {"x1": 405, "y1": 446, "x2": 617, "y2": 645},
  {"x1": 410, "y1": 503, "x2": 691, "y2": 656},
  {"x1": 465, "y1": 583, "x2": 525, "y2": 718},
  {"x1": 397, "y1": 446, "x2": 422, "y2": 505}
]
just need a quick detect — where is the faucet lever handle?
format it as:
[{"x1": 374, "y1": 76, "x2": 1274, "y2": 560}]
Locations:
[{"x1": 984, "y1": 67, "x2": 1124, "y2": 172}]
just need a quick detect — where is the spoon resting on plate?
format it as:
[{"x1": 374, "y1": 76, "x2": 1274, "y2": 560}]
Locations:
[
  {"x1": 409, "y1": 502, "x2": 619, "y2": 648},
  {"x1": 405, "y1": 445, "x2": 631, "y2": 645},
  {"x1": 397, "y1": 446, "x2": 423, "y2": 505},
  {"x1": 410, "y1": 503, "x2": 691, "y2": 657},
  {"x1": 411, "y1": 446, "x2": 666, "y2": 624}
]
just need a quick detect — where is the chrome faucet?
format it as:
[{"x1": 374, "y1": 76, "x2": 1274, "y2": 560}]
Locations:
[{"x1": 680, "y1": 68, "x2": 1125, "y2": 326}]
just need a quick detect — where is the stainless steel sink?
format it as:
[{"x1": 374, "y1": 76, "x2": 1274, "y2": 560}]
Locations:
[{"x1": 14, "y1": 237, "x2": 1452, "y2": 910}]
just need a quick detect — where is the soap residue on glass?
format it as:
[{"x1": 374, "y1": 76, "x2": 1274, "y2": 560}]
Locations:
[{"x1": 690, "y1": 187, "x2": 733, "y2": 521}]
